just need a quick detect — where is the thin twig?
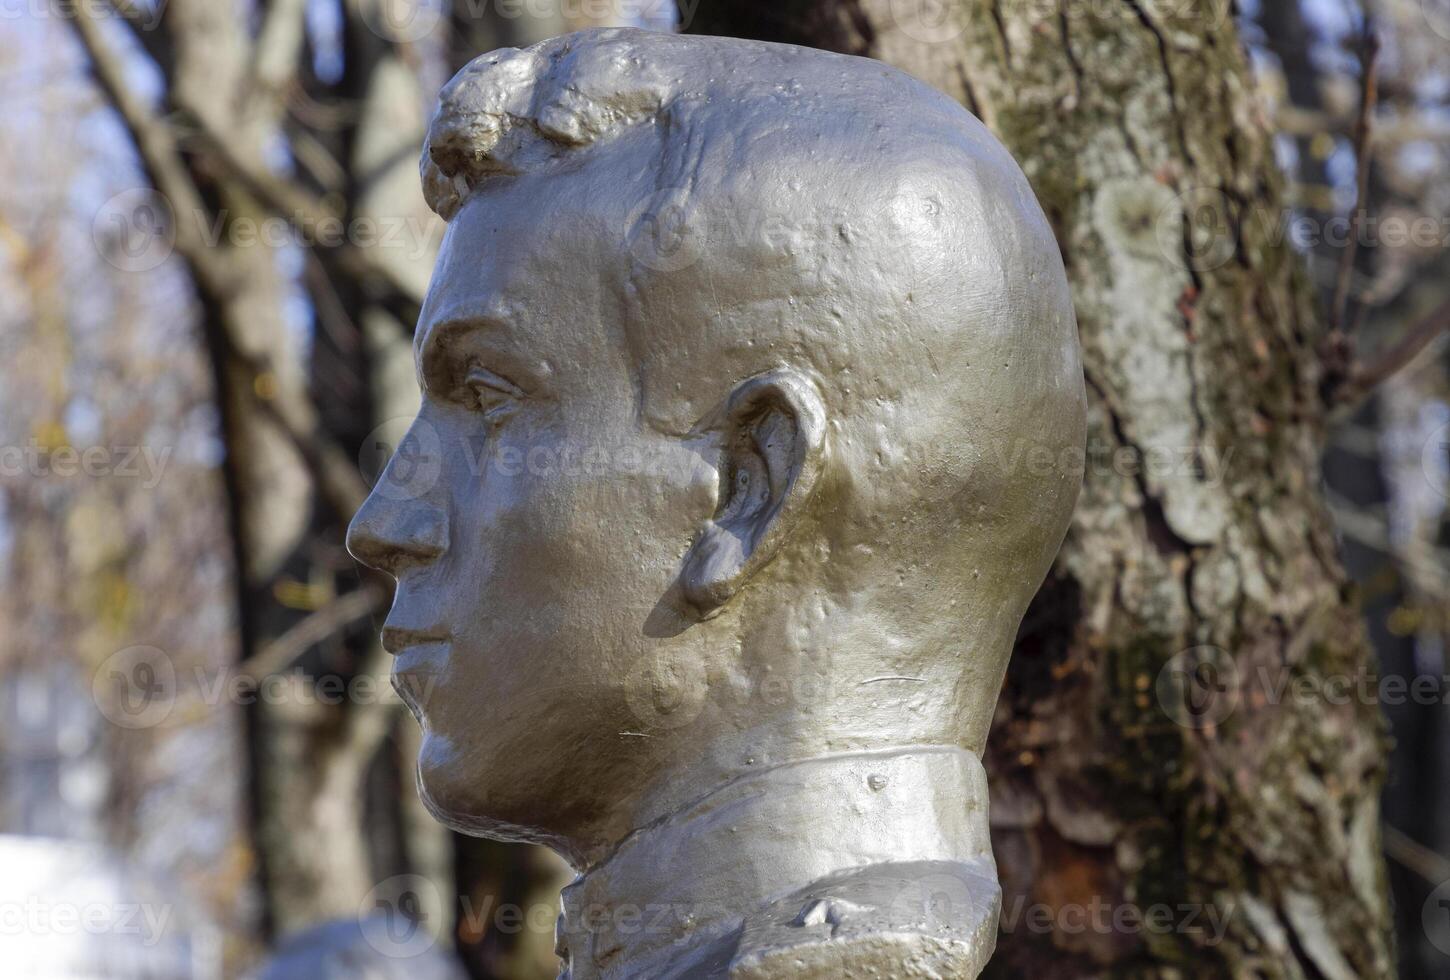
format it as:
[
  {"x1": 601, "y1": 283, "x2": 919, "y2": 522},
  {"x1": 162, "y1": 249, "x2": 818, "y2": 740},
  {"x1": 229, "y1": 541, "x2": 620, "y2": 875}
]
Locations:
[
  {"x1": 237, "y1": 583, "x2": 390, "y2": 682},
  {"x1": 1329, "y1": 25, "x2": 1380, "y2": 335},
  {"x1": 1383, "y1": 825, "x2": 1450, "y2": 885},
  {"x1": 1334, "y1": 295, "x2": 1450, "y2": 406},
  {"x1": 188, "y1": 118, "x2": 425, "y2": 326},
  {"x1": 245, "y1": 0, "x2": 308, "y2": 112},
  {"x1": 106, "y1": 0, "x2": 173, "y2": 72},
  {"x1": 286, "y1": 124, "x2": 349, "y2": 195},
  {"x1": 1323, "y1": 488, "x2": 1450, "y2": 591}
]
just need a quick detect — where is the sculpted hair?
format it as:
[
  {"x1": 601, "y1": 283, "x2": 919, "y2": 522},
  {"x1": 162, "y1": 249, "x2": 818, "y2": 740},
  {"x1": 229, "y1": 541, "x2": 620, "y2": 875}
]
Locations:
[{"x1": 421, "y1": 31, "x2": 677, "y2": 220}]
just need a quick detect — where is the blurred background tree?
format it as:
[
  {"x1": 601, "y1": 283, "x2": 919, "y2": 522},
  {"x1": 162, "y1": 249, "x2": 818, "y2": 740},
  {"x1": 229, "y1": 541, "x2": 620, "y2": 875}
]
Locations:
[
  {"x1": 0, "y1": 0, "x2": 1446, "y2": 977},
  {"x1": 679, "y1": 0, "x2": 1450, "y2": 976}
]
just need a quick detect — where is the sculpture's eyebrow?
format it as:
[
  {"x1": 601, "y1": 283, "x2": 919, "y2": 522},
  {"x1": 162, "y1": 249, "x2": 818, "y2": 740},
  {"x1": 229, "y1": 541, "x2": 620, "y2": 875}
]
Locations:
[{"x1": 415, "y1": 312, "x2": 548, "y2": 396}]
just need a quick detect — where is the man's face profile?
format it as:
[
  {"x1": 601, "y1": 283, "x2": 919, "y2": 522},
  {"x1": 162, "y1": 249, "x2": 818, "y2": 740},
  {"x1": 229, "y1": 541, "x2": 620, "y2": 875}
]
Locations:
[
  {"x1": 347, "y1": 170, "x2": 718, "y2": 859},
  {"x1": 346, "y1": 29, "x2": 1086, "y2": 871}
]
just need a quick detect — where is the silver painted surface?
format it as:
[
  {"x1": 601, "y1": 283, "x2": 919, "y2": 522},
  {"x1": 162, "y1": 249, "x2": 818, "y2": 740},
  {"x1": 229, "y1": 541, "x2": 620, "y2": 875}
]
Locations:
[{"x1": 348, "y1": 28, "x2": 1085, "y2": 978}]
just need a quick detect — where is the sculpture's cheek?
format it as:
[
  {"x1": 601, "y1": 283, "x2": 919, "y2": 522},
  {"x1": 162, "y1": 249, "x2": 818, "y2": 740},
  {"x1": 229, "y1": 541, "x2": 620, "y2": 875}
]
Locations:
[{"x1": 401, "y1": 418, "x2": 713, "y2": 826}]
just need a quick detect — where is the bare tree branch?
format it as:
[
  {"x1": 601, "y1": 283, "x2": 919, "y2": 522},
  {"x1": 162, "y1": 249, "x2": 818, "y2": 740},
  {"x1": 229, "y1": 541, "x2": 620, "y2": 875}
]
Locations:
[
  {"x1": 237, "y1": 582, "x2": 390, "y2": 682},
  {"x1": 67, "y1": 1, "x2": 373, "y2": 523},
  {"x1": 247, "y1": 0, "x2": 310, "y2": 113},
  {"x1": 188, "y1": 117, "x2": 425, "y2": 328},
  {"x1": 1383, "y1": 825, "x2": 1450, "y2": 885},
  {"x1": 106, "y1": 0, "x2": 174, "y2": 74},
  {"x1": 67, "y1": 2, "x2": 232, "y2": 292},
  {"x1": 1334, "y1": 295, "x2": 1450, "y2": 406},
  {"x1": 1330, "y1": 26, "x2": 1380, "y2": 336}
]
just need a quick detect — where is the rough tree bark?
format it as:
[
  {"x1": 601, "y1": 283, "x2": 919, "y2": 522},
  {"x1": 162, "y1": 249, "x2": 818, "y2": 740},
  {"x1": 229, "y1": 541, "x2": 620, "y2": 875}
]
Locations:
[{"x1": 685, "y1": 2, "x2": 1395, "y2": 976}]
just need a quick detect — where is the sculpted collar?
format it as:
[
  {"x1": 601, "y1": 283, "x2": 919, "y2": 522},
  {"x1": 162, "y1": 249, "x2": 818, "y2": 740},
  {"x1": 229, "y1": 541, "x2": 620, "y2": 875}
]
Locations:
[{"x1": 557, "y1": 747, "x2": 1001, "y2": 979}]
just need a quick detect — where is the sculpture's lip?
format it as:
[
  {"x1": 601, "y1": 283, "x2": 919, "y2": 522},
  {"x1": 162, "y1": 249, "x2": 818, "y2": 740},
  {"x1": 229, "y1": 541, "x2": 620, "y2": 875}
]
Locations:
[
  {"x1": 391, "y1": 649, "x2": 444, "y2": 720},
  {"x1": 381, "y1": 624, "x2": 450, "y2": 655}
]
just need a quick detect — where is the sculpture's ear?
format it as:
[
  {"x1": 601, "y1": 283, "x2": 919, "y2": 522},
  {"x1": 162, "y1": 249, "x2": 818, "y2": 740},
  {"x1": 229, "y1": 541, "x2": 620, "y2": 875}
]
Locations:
[{"x1": 680, "y1": 369, "x2": 828, "y2": 621}]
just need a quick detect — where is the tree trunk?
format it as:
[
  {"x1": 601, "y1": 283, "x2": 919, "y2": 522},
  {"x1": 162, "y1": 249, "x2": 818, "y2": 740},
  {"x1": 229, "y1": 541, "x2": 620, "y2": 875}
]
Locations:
[{"x1": 684, "y1": 2, "x2": 1395, "y2": 976}]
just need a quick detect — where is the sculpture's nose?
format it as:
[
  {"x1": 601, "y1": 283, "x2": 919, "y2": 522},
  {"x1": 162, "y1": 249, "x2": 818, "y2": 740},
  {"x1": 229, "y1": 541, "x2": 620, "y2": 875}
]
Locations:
[{"x1": 346, "y1": 492, "x2": 449, "y2": 577}]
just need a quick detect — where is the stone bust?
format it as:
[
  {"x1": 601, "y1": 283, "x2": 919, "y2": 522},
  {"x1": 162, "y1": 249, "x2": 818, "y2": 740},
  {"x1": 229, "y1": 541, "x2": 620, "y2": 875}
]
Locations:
[{"x1": 347, "y1": 27, "x2": 1085, "y2": 980}]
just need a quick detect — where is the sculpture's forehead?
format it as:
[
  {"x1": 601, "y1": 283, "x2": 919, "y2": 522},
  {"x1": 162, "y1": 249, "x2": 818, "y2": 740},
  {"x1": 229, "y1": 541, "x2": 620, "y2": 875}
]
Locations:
[{"x1": 413, "y1": 182, "x2": 629, "y2": 378}]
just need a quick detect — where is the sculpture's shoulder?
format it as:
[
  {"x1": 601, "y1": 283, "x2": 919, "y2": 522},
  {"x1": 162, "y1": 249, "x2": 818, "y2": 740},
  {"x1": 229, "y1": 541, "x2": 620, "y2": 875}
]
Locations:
[{"x1": 724, "y1": 859, "x2": 1001, "y2": 980}]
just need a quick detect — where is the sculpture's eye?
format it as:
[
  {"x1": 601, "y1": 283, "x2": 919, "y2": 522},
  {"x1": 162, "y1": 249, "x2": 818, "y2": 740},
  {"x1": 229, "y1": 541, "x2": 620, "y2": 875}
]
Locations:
[{"x1": 464, "y1": 365, "x2": 523, "y2": 422}]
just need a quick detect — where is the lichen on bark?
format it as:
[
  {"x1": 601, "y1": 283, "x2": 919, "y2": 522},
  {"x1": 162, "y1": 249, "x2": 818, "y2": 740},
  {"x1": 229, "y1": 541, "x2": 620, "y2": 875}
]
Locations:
[{"x1": 685, "y1": 1, "x2": 1394, "y2": 975}]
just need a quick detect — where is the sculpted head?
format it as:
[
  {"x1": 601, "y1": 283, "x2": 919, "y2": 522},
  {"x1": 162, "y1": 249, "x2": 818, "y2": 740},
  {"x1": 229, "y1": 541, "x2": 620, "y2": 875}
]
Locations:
[{"x1": 347, "y1": 28, "x2": 1085, "y2": 867}]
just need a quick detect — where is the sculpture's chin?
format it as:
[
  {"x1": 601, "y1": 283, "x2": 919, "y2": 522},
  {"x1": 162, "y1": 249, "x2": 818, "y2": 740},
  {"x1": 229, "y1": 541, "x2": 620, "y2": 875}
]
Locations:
[
  {"x1": 413, "y1": 730, "x2": 584, "y2": 862},
  {"x1": 413, "y1": 730, "x2": 491, "y2": 834}
]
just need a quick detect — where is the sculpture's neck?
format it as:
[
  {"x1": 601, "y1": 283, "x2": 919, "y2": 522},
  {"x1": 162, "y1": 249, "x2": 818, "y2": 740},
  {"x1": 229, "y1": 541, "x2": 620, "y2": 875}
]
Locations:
[{"x1": 557, "y1": 746, "x2": 999, "y2": 980}]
